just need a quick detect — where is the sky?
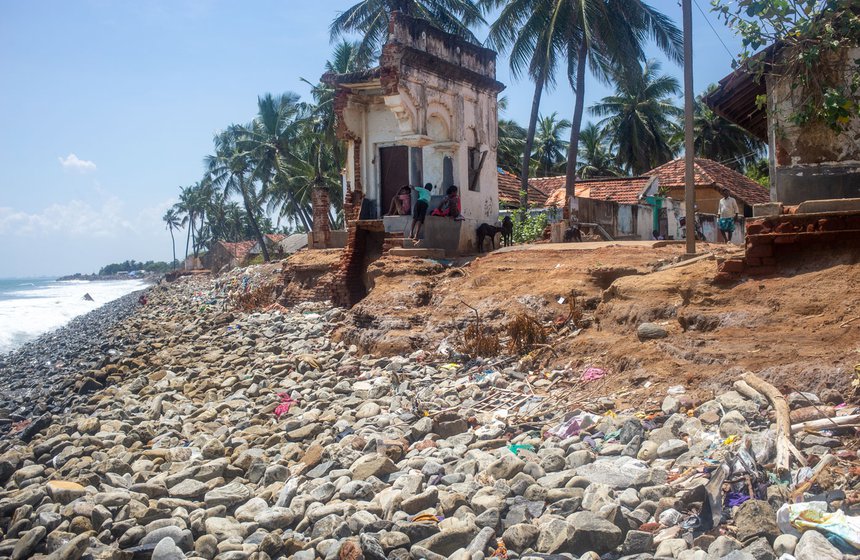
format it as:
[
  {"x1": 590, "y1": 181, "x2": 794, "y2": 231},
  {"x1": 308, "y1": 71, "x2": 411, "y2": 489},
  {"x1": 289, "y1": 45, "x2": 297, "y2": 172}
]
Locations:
[{"x1": 0, "y1": 0, "x2": 744, "y2": 277}]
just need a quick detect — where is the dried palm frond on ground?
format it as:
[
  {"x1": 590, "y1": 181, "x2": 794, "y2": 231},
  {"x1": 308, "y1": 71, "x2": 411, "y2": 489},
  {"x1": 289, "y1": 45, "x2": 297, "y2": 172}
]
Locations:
[
  {"x1": 506, "y1": 313, "x2": 547, "y2": 354},
  {"x1": 460, "y1": 300, "x2": 500, "y2": 357}
]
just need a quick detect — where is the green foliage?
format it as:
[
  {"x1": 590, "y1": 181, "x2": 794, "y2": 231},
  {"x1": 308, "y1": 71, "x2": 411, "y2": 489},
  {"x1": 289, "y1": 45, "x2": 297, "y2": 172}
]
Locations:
[
  {"x1": 712, "y1": 0, "x2": 860, "y2": 132},
  {"x1": 590, "y1": 59, "x2": 681, "y2": 174},
  {"x1": 745, "y1": 157, "x2": 771, "y2": 188},
  {"x1": 98, "y1": 260, "x2": 176, "y2": 275},
  {"x1": 510, "y1": 194, "x2": 549, "y2": 243}
]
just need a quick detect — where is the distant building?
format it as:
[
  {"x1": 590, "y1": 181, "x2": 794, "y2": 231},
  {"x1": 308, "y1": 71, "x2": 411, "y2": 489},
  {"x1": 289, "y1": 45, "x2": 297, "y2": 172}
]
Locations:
[
  {"x1": 532, "y1": 175, "x2": 657, "y2": 208},
  {"x1": 644, "y1": 158, "x2": 770, "y2": 216},
  {"x1": 248, "y1": 234, "x2": 287, "y2": 260},
  {"x1": 205, "y1": 240, "x2": 255, "y2": 272},
  {"x1": 497, "y1": 169, "x2": 550, "y2": 208}
]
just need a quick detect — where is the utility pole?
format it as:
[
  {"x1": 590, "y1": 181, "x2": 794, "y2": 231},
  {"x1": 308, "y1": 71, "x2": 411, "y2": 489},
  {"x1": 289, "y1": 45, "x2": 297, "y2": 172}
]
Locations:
[{"x1": 683, "y1": 0, "x2": 696, "y2": 255}]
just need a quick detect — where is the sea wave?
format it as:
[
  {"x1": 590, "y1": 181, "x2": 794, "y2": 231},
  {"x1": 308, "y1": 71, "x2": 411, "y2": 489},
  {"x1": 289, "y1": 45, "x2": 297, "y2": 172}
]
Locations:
[{"x1": 0, "y1": 278, "x2": 148, "y2": 354}]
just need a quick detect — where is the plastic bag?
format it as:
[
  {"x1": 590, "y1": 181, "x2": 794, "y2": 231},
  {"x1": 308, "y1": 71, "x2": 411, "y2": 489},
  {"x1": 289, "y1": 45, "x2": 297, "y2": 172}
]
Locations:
[
  {"x1": 776, "y1": 502, "x2": 860, "y2": 553},
  {"x1": 545, "y1": 411, "x2": 600, "y2": 439}
]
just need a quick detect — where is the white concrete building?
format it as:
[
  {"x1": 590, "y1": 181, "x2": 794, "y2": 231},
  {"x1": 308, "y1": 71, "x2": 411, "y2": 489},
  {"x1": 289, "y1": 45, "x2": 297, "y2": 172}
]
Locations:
[{"x1": 323, "y1": 12, "x2": 505, "y2": 254}]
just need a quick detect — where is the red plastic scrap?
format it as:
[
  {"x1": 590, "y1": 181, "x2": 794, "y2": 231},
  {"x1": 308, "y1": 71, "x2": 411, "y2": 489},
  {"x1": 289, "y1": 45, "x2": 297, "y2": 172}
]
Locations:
[{"x1": 274, "y1": 393, "x2": 297, "y2": 418}]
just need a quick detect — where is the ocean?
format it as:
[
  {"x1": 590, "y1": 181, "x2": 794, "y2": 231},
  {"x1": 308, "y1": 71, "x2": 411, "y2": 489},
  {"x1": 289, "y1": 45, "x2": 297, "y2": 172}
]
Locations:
[{"x1": 0, "y1": 277, "x2": 149, "y2": 355}]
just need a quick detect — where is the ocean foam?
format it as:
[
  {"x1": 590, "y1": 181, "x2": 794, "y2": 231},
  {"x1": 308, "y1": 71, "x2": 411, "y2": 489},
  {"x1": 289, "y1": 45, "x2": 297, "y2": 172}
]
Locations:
[{"x1": 0, "y1": 278, "x2": 148, "y2": 354}]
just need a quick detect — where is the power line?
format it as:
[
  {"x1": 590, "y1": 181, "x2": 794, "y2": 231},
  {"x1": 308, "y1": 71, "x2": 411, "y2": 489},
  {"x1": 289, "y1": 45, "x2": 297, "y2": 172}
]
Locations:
[{"x1": 692, "y1": 0, "x2": 736, "y2": 60}]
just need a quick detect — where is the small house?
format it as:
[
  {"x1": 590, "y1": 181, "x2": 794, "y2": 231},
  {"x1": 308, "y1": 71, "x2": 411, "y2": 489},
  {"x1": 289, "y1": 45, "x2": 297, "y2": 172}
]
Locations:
[
  {"x1": 248, "y1": 234, "x2": 287, "y2": 260},
  {"x1": 205, "y1": 240, "x2": 255, "y2": 272},
  {"x1": 644, "y1": 158, "x2": 770, "y2": 216},
  {"x1": 322, "y1": 11, "x2": 505, "y2": 254}
]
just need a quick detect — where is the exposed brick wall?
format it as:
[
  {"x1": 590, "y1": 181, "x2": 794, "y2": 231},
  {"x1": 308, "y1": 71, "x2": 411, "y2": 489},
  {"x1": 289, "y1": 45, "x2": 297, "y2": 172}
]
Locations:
[
  {"x1": 716, "y1": 211, "x2": 860, "y2": 282},
  {"x1": 332, "y1": 191, "x2": 368, "y2": 308}
]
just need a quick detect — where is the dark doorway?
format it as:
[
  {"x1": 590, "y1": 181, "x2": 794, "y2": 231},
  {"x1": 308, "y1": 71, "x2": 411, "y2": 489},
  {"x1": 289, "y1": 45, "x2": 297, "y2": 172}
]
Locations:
[{"x1": 380, "y1": 145, "x2": 409, "y2": 216}]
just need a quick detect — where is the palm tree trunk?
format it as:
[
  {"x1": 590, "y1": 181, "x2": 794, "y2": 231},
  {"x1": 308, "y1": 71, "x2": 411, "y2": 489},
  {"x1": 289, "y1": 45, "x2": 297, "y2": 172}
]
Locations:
[
  {"x1": 169, "y1": 229, "x2": 176, "y2": 270},
  {"x1": 520, "y1": 67, "x2": 547, "y2": 210},
  {"x1": 189, "y1": 211, "x2": 197, "y2": 259},
  {"x1": 564, "y1": 42, "x2": 589, "y2": 218},
  {"x1": 184, "y1": 220, "x2": 191, "y2": 262},
  {"x1": 241, "y1": 185, "x2": 270, "y2": 262},
  {"x1": 286, "y1": 190, "x2": 312, "y2": 232},
  {"x1": 242, "y1": 195, "x2": 269, "y2": 262}
]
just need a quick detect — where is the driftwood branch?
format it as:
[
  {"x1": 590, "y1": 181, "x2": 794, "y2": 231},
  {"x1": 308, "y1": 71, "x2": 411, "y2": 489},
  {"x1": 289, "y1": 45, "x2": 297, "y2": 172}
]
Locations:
[
  {"x1": 791, "y1": 414, "x2": 860, "y2": 434},
  {"x1": 741, "y1": 373, "x2": 794, "y2": 475}
]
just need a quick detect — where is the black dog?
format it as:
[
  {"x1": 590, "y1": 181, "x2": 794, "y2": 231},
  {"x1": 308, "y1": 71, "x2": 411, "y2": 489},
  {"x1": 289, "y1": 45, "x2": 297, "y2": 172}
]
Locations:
[
  {"x1": 477, "y1": 223, "x2": 504, "y2": 252},
  {"x1": 564, "y1": 225, "x2": 583, "y2": 242},
  {"x1": 501, "y1": 215, "x2": 513, "y2": 247}
]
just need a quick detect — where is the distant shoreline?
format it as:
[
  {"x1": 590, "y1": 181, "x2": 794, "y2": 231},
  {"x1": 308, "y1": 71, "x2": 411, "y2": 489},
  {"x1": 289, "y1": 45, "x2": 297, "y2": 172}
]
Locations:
[{"x1": 56, "y1": 272, "x2": 162, "y2": 282}]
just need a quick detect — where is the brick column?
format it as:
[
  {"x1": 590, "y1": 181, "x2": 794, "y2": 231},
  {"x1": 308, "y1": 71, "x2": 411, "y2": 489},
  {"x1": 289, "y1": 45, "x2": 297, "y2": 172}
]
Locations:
[{"x1": 312, "y1": 186, "x2": 331, "y2": 248}]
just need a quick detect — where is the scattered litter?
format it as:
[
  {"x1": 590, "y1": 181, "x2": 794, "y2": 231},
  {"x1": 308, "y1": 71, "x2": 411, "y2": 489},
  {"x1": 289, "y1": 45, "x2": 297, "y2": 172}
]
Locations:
[
  {"x1": 777, "y1": 502, "x2": 860, "y2": 553},
  {"x1": 581, "y1": 367, "x2": 606, "y2": 382},
  {"x1": 545, "y1": 411, "x2": 600, "y2": 439},
  {"x1": 274, "y1": 393, "x2": 297, "y2": 418},
  {"x1": 508, "y1": 443, "x2": 535, "y2": 455}
]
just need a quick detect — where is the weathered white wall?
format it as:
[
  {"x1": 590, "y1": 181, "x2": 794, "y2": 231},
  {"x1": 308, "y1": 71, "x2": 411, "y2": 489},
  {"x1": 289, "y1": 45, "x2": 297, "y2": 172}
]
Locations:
[{"x1": 767, "y1": 47, "x2": 860, "y2": 202}]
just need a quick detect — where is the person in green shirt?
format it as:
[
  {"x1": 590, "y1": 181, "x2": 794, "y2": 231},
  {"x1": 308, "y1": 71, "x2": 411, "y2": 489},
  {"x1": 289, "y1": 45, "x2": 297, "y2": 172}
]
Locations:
[{"x1": 410, "y1": 183, "x2": 432, "y2": 240}]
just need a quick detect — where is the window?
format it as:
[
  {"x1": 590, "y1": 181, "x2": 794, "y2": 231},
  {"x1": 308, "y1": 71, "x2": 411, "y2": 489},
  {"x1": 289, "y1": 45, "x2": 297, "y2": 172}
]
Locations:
[
  {"x1": 468, "y1": 147, "x2": 486, "y2": 192},
  {"x1": 409, "y1": 147, "x2": 423, "y2": 187},
  {"x1": 442, "y1": 156, "x2": 454, "y2": 189}
]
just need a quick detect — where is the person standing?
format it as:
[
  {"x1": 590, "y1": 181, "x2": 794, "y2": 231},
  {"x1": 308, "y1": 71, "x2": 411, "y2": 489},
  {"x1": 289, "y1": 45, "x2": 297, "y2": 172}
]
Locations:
[
  {"x1": 718, "y1": 189, "x2": 740, "y2": 243},
  {"x1": 410, "y1": 183, "x2": 431, "y2": 240}
]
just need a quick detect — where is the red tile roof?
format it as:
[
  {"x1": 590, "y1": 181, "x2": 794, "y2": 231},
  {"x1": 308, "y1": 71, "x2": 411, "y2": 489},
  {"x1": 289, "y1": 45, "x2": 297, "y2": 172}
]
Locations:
[
  {"x1": 532, "y1": 176, "x2": 652, "y2": 207},
  {"x1": 646, "y1": 158, "x2": 770, "y2": 206},
  {"x1": 498, "y1": 170, "x2": 549, "y2": 207},
  {"x1": 219, "y1": 240, "x2": 256, "y2": 261}
]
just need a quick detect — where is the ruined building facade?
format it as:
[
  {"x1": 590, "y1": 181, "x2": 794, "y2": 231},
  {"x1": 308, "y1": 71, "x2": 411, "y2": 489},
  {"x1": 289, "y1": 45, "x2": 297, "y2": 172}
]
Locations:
[{"x1": 323, "y1": 12, "x2": 505, "y2": 253}]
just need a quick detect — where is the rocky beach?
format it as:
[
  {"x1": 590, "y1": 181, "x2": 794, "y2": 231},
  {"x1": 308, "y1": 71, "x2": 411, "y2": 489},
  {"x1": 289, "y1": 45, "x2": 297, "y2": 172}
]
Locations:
[
  {"x1": 0, "y1": 290, "x2": 146, "y2": 430},
  {"x1": 0, "y1": 271, "x2": 857, "y2": 560}
]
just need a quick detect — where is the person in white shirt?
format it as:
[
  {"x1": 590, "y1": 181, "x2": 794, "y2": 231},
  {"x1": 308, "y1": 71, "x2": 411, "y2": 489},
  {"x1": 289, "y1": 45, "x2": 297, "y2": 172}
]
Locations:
[{"x1": 717, "y1": 189, "x2": 740, "y2": 243}]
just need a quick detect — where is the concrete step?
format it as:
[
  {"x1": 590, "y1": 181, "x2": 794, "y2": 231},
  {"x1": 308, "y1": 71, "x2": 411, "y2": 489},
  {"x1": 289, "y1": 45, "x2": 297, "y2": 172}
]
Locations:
[{"x1": 388, "y1": 247, "x2": 446, "y2": 259}]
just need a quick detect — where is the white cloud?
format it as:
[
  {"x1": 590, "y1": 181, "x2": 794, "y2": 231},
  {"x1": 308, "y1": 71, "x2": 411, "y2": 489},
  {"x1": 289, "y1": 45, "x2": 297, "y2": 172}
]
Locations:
[
  {"x1": 58, "y1": 153, "x2": 97, "y2": 173},
  {"x1": 0, "y1": 197, "x2": 171, "y2": 238}
]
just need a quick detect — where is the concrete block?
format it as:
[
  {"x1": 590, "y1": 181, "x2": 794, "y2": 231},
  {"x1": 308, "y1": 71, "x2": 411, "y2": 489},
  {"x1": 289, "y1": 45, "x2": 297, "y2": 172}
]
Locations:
[
  {"x1": 796, "y1": 197, "x2": 860, "y2": 214},
  {"x1": 753, "y1": 202, "x2": 783, "y2": 217}
]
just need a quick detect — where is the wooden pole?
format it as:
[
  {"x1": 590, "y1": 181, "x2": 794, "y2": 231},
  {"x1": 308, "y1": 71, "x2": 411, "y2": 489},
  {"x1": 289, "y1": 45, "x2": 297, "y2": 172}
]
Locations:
[{"x1": 682, "y1": 0, "x2": 696, "y2": 255}]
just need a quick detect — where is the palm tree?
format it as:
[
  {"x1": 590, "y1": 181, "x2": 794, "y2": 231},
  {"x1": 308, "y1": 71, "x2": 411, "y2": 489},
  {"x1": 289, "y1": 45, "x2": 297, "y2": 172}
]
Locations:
[
  {"x1": 496, "y1": 97, "x2": 526, "y2": 174},
  {"x1": 162, "y1": 208, "x2": 181, "y2": 270},
  {"x1": 330, "y1": 0, "x2": 484, "y2": 59},
  {"x1": 561, "y1": 0, "x2": 683, "y2": 206},
  {"x1": 206, "y1": 127, "x2": 271, "y2": 262},
  {"x1": 483, "y1": 0, "x2": 571, "y2": 206},
  {"x1": 591, "y1": 60, "x2": 682, "y2": 174},
  {"x1": 577, "y1": 122, "x2": 621, "y2": 178},
  {"x1": 237, "y1": 93, "x2": 311, "y2": 235},
  {"x1": 689, "y1": 85, "x2": 765, "y2": 171},
  {"x1": 173, "y1": 185, "x2": 199, "y2": 261},
  {"x1": 533, "y1": 112, "x2": 570, "y2": 176}
]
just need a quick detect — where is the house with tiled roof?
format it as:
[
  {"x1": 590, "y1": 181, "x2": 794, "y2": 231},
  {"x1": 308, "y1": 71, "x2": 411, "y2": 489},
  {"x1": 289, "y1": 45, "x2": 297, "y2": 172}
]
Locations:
[
  {"x1": 645, "y1": 157, "x2": 771, "y2": 216},
  {"x1": 533, "y1": 176, "x2": 656, "y2": 208},
  {"x1": 206, "y1": 240, "x2": 256, "y2": 272},
  {"x1": 497, "y1": 169, "x2": 550, "y2": 208},
  {"x1": 249, "y1": 234, "x2": 288, "y2": 259}
]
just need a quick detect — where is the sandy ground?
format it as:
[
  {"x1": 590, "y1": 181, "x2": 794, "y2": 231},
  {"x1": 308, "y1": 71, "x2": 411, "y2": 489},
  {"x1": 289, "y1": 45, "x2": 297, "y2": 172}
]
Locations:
[{"x1": 324, "y1": 241, "x2": 860, "y2": 409}]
